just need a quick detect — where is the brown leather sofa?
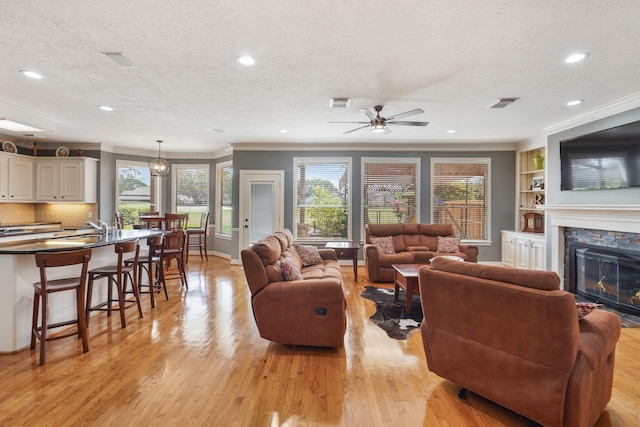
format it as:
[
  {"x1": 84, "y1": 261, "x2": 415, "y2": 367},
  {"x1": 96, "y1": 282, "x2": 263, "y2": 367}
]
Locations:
[
  {"x1": 241, "y1": 229, "x2": 346, "y2": 348},
  {"x1": 419, "y1": 257, "x2": 621, "y2": 427},
  {"x1": 363, "y1": 223, "x2": 478, "y2": 282}
]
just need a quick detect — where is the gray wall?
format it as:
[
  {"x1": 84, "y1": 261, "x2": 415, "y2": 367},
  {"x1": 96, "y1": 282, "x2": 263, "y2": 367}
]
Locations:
[
  {"x1": 233, "y1": 149, "x2": 516, "y2": 262},
  {"x1": 547, "y1": 106, "x2": 640, "y2": 206}
]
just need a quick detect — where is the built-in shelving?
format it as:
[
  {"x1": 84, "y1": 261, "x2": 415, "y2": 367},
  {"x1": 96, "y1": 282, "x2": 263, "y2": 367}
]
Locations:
[{"x1": 517, "y1": 147, "x2": 546, "y2": 230}]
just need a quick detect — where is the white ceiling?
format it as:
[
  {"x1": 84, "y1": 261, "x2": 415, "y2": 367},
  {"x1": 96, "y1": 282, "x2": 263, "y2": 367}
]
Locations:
[{"x1": 1, "y1": 1, "x2": 640, "y2": 156}]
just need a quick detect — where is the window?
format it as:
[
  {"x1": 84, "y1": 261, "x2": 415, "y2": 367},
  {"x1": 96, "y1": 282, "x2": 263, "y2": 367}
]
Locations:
[
  {"x1": 116, "y1": 160, "x2": 160, "y2": 228},
  {"x1": 431, "y1": 158, "x2": 490, "y2": 242},
  {"x1": 362, "y1": 158, "x2": 420, "y2": 226},
  {"x1": 216, "y1": 161, "x2": 233, "y2": 236},
  {"x1": 294, "y1": 158, "x2": 351, "y2": 240},
  {"x1": 172, "y1": 164, "x2": 209, "y2": 228}
]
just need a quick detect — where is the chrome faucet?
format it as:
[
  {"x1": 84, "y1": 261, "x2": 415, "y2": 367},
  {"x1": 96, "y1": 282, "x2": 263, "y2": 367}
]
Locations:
[{"x1": 86, "y1": 220, "x2": 109, "y2": 235}]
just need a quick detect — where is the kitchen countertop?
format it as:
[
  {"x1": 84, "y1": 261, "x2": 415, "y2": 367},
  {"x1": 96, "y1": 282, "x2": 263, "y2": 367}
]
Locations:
[{"x1": 0, "y1": 229, "x2": 163, "y2": 254}]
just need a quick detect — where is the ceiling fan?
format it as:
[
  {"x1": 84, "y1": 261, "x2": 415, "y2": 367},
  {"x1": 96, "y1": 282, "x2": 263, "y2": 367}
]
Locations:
[{"x1": 329, "y1": 105, "x2": 429, "y2": 134}]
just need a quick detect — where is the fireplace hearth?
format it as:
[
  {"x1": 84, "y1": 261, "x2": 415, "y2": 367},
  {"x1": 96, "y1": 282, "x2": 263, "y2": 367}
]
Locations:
[{"x1": 565, "y1": 228, "x2": 640, "y2": 315}]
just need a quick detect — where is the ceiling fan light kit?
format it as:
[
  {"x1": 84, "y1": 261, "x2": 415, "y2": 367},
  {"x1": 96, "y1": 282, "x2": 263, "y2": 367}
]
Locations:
[{"x1": 329, "y1": 104, "x2": 429, "y2": 134}]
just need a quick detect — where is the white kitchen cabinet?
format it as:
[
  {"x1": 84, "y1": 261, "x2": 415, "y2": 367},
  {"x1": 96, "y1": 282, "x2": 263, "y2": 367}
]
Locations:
[
  {"x1": 502, "y1": 230, "x2": 546, "y2": 270},
  {"x1": 36, "y1": 157, "x2": 98, "y2": 202},
  {"x1": 0, "y1": 153, "x2": 34, "y2": 202}
]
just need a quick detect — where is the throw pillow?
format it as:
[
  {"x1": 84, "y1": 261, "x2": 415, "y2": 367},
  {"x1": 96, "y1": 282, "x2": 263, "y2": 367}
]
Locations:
[
  {"x1": 371, "y1": 236, "x2": 395, "y2": 254},
  {"x1": 280, "y1": 257, "x2": 303, "y2": 281},
  {"x1": 576, "y1": 302, "x2": 603, "y2": 318},
  {"x1": 436, "y1": 236, "x2": 460, "y2": 253},
  {"x1": 294, "y1": 244, "x2": 323, "y2": 266}
]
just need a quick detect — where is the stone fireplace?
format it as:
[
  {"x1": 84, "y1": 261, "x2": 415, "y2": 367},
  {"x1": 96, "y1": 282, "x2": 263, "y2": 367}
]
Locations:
[{"x1": 545, "y1": 205, "x2": 640, "y2": 314}]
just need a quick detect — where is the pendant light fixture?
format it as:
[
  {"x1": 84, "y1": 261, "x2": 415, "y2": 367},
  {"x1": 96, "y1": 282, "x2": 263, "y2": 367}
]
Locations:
[{"x1": 149, "y1": 140, "x2": 170, "y2": 176}]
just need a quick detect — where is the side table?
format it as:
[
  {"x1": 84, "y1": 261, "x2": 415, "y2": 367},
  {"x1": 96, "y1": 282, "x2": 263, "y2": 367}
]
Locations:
[{"x1": 325, "y1": 241, "x2": 360, "y2": 281}]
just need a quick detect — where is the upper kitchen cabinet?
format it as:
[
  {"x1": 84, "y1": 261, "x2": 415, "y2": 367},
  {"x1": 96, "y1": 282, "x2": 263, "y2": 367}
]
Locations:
[
  {"x1": 0, "y1": 152, "x2": 34, "y2": 202},
  {"x1": 36, "y1": 157, "x2": 98, "y2": 202}
]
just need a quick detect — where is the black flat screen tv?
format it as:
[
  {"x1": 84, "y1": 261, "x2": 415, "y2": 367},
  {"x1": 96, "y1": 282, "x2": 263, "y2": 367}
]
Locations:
[{"x1": 560, "y1": 120, "x2": 640, "y2": 191}]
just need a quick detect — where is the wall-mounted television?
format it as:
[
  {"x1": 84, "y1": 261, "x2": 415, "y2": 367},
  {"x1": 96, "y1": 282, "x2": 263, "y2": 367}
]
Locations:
[{"x1": 560, "y1": 120, "x2": 640, "y2": 191}]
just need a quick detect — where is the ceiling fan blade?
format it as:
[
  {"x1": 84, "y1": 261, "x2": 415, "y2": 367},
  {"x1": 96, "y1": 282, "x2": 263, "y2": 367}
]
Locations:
[
  {"x1": 360, "y1": 108, "x2": 376, "y2": 120},
  {"x1": 386, "y1": 108, "x2": 425, "y2": 121},
  {"x1": 388, "y1": 121, "x2": 429, "y2": 127},
  {"x1": 343, "y1": 124, "x2": 371, "y2": 134},
  {"x1": 328, "y1": 121, "x2": 371, "y2": 124}
]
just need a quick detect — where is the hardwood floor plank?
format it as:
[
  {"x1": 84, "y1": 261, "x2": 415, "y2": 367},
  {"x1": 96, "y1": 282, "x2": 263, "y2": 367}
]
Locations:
[{"x1": 0, "y1": 257, "x2": 638, "y2": 426}]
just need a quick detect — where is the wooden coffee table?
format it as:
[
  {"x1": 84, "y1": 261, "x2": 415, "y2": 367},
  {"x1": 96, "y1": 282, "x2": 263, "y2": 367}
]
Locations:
[{"x1": 392, "y1": 263, "x2": 430, "y2": 313}]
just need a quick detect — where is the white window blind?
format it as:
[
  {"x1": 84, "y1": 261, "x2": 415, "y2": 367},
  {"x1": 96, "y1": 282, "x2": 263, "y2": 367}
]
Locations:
[
  {"x1": 363, "y1": 158, "x2": 419, "y2": 225},
  {"x1": 116, "y1": 160, "x2": 155, "y2": 228},
  {"x1": 432, "y1": 159, "x2": 489, "y2": 241},
  {"x1": 216, "y1": 162, "x2": 233, "y2": 235},
  {"x1": 294, "y1": 158, "x2": 350, "y2": 239},
  {"x1": 173, "y1": 165, "x2": 209, "y2": 228}
]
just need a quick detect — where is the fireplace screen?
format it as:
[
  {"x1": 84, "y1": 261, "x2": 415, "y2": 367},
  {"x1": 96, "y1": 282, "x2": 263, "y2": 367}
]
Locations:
[{"x1": 576, "y1": 248, "x2": 640, "y2": 309}]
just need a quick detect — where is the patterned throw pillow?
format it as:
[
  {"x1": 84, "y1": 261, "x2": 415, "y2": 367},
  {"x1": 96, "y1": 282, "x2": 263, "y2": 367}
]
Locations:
[
  {"x1": 371, "y1": 236, "x2": 395, "y2": 254},
  {"x1": 280, "y1": 257, "x2": 303, "y2": 281},
  {"x1": 436, "y1": 236, "x2": 460, "y2": 253},
  {"x1": 576, "y1": 302, "x2": 602, "y2": 318},
  {"x1": 294, "y1": 244, "x2": 323, "y2": 266}
]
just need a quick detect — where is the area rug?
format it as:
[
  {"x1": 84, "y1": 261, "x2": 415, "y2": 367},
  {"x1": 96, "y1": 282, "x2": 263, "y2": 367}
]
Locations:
[{"x1": 361, "y1": 286, "x2": 423, "y2": 340}]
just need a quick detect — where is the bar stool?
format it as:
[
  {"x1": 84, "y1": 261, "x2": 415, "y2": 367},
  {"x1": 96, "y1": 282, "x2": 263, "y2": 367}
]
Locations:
[
  {"x1": 164, "y1": 213, "x2": 188, "y2": 231},
  {"x1": 160, "y1": 229, "x2": 188, "y2": 289},
  {"x1": 86, "y1": 240, "x2": 143, "y2": 328},
  {"x1": 186, "y1": 211, "x2": 209, "y2": 263},
  {"x1": 31, "y1": 248, "x2": 92, "y2": 366},
  {"x1": 125, "y1": 235, "x2": 168, "y2": 308}
]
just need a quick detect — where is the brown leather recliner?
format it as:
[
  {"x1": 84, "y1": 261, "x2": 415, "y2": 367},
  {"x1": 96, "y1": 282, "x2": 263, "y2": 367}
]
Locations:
[
  {"x1": 241, "y1": 229, "x2": 346, "y2": 348},
  {"x1": 419, "y1": 257, "x2": 621, "y2": 427}
]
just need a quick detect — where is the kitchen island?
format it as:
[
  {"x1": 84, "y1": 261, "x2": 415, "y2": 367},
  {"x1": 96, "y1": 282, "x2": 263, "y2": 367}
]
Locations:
[{"x1": 0, "y1": 229, "x2": 163, "y2": 353}]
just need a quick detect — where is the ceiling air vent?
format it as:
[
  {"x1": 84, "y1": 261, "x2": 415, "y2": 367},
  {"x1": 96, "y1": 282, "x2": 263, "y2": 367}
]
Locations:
[
  {"x1": 102, "y1": 52, "x2": 136, "y2": 67},
  {"x1": 490, "y1": 97, "x2": 520, "y2": 109},
  {"x1": 329, "y1": 98, "x2": 351, "y2": 108}
]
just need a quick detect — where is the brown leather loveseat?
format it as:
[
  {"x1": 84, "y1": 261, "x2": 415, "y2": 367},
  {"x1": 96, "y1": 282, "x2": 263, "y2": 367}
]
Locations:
[
  {"x1": 363, "y1": 223, "x2": 478, "y2": 282},
  {"x1": 241, "y1": 229, "x2": 346, "y2": 348},
  {"x1": 419, "y1": 257, "x2": 621, "y2": 427}
]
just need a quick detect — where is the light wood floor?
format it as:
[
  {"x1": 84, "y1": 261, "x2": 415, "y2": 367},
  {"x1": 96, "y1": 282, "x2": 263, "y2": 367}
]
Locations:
[{"x1": 1, "y1": 257, "x2": 639, "y2": 426}]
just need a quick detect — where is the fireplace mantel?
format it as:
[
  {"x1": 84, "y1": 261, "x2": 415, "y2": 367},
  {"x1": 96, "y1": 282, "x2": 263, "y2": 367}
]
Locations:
[{"x1": 540, "y1": 205, "x2": 640, "y2": 289}]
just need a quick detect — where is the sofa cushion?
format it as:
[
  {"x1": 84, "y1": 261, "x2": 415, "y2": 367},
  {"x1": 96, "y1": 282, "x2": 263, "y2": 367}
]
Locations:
[
  {"x1": 407, "y1": 245, "x2": 430, "y2": 252},
  {"x1": 281, "y1": 256, "x2": 303, "y2": 281},
  {"x1": 436, "y1": 236, "x2": 461, "y2": 253},
  {"x1": 376, "y1": 251, "x2": 415, "y2": 267},
  {"x1": 295, "y1": 244, "x2": 323, "y2": 266},
  {"x1": 431, "y1": 257, "x2": 560, "y2": 291},
  {"x1": 265, "y1": 262, "x2": 283, "y2": 282},
  {"x1": 252, "y1": 236, "x2": 282, "y2": 265},
  {"x1": 284, "y1": 247, "x2": 304, "y2": 270},
  {"x1": 371, "y1": 236, "x2": 395, "y2": 254}
]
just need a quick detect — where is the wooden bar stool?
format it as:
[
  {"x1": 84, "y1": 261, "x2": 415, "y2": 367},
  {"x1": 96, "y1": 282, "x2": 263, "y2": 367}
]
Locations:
[
  {"x1": 86, "y1": 240, "x2": 143, "y2": 328},
  {"x1": 160, "y1": 229, "x2": 188, "y2": 289},
  {"x1": 186, "y1": 211, "x2": 209, "y2": 263},
  {"x1": 31, "y1": 248, "x2": 92, "y2": 366},
  {"x1": 164, "y1": 213, "x2": 188, "y2": 231},
  {"x1": 125, "y1": 235, "x2": 168, "y2": 308}
]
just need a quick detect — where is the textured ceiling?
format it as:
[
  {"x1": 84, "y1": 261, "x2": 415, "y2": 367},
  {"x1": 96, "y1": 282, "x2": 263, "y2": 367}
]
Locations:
[{"x1": 1, "y1": 0, "x2": 640, "y2": 156}]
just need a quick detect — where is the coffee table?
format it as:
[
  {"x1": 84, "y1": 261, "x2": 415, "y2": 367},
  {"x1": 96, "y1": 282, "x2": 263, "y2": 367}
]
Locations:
[{"x1": 392, "y1": 263, "x2": 430, "y2": 313}]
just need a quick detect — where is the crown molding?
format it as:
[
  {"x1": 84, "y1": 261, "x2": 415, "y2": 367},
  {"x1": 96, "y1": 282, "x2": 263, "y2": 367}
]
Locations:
[
  {"x1": 231, "y1": 141, "x2": 519, "y2": 152},
  {"x1": 543, "y1": 91, "x2": 640, "y2": 135}
]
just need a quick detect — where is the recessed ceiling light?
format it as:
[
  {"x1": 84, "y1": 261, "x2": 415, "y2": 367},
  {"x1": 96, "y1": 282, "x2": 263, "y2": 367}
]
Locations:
[
  {"x1": 447, "y1": 129, "x2": 456, "y2": 134},
  {"x1": 236, "y1": 55, "x2": 256, "y2": 66},
  {"x1": 566, "y1": 100, "x2": 584, "y2": 106},
  {"x1": 564, "y1": 52, "x2": 589, "y2": 64},
  {"x1": 279, "y1": 129, "x2": 288, "y2": 134},
  {"x1": 98, "y1": 105, "x2": 114, "y2": 111},
  {"x1": 20, "y1": 70, "x2": 43, "y2": 79}
]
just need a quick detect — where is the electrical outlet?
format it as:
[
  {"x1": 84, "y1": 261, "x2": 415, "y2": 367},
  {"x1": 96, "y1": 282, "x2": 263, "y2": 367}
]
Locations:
[{"x1": 88, "y1": 212, "x2": 93, "y2": 219}]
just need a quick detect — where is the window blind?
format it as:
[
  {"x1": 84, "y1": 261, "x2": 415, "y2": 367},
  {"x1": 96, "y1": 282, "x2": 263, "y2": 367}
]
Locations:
[{"x1": 363, "y1": 159, "x2": 419, "y2": 225}]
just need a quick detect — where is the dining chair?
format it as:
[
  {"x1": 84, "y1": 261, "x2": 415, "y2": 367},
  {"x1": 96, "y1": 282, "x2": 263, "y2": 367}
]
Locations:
[
  {"x1": 164, "y1": 213, "x2": 188, "y2": 231},
  {"x1": 114, "y1": 211, "x2": 123, "y2": 229},
  {"x1": 138, "y1": 211, "x2": 161, "y2": 229},
  {"x1": 31, "y1": 248, "x2": 92, "y2": 365},
  {"x1": 186, "y1": 211, "x2": 209, "y2": 263},
  {"x1": 159, "y1": 229, "x2": 188, "y2": 289}
]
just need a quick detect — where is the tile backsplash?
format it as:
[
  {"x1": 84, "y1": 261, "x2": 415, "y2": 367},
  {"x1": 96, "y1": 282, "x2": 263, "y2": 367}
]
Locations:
[{"x1": 0, "y1": 203, "x2": 97, "y2": 228}]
